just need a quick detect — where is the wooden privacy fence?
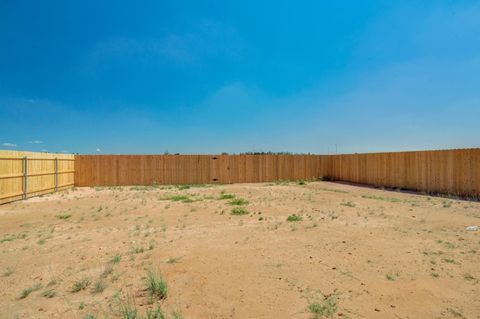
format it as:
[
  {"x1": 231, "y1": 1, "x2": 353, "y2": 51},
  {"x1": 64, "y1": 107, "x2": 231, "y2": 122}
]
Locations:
[
  {"x1": 325, "y1": 148, "x2": 480, "y2": 198},
  {"x1": 1, "y1": 148, "x2": 479, "y2": 204},
  {"x1": 75, "y1": 149, "x2": 480, "y2": 198},
  {"x1": 74, "y1": 154, "x2": 327, "y2": 186},
  {"x1": 0, "y1": 150, "x2": 75, "y2": 204}
]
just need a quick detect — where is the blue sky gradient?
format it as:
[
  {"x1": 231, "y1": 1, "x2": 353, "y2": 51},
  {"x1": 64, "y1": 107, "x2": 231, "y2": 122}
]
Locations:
[{"x1": 1, "y1": 1, "x2": 479, "y2": 154}]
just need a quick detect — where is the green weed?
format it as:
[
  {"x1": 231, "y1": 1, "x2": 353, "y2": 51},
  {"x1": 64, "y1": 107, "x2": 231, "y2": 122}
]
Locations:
[
  {"x1": 71, "y1": 278, "x2": 90, "y2": 292},
  {"x1": 20, "y1": 283, "x2": 42, "y2": 299},
  {"x1": 228, "y1": 198, "x2": 249, "y2": 205},
  {"x1": 231, "y1": 207, "x2": 249, "y2": 216},
  {"x1": 286, "y1": 214, "x2": 303, "y2": 222},
  {"x1": 146, "y1": 270, "x2": 168, "y2": 300}
]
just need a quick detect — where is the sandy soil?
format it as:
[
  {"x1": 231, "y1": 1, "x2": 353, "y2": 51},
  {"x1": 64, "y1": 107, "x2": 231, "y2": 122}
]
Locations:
[{"x1": 0, "y1": 181, "x2": 479, "y2": 319}]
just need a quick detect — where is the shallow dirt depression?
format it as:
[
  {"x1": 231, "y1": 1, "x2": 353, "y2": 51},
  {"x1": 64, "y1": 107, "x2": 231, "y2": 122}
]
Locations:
[{"x1": 0, "y1": 181, "x2": 479, "y2": 319}]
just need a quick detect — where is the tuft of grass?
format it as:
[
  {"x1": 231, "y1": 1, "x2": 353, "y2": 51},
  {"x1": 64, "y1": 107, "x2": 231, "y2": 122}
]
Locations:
[
  {"x1": 92, "y1": 279, "x2": 106, "y2": 294},
  {"x1": 0, "y1": 234, "x2": 17, "y2": 243},
  {"x1": 219, "y1": 193, "x2": 235, "y2": 200},
  {"x1": 361, "y1": 195, "x2": 401, "y2": 203},
  {"x1": 443, "y1": 201, "x2": 452, "y2": 208},
  {"x1": 231, "y1": 207, "x2": 249, "y2": 216},
  {"x1": 464, "y1": 273, "x2": 476, "y2": 281},
  {"x1": 111, "y1": 254, "x2": 122, "y2": 264},
  {"x1": 341, "y1": 201, "x2": 356, "y2": 207},
  {"x1": 307, "y1": 295, "x2": 338, "y2": 318},
  {"x1": 166, "y1": 257, "x2": 181, "y2": 264},
  {"x1": 3, "y1": 267, "x2": 14, "y2": 277},
  {"x1": 119, "y1": 301, "x2": 166, "y2": 319},
  {"x1": 167, "y1": 195, "x2": 194, "y2": 203},
  {"x1": 119, "y1": 301, "x2": 139, "y2": 319},
  {"x1": 20, "y1": 283, "x2": 42, "y2": 299},
  {"x1": 83, "y1": 315, "x2": 96, "y2": 319},
  {"x1": 442, "y1": 258, "x2": 457, "y2": 264},
  {"x1": 100, "y1": 264, "x2": 113, "y2": 278},
  {"x1": 171, "y1": 311, "x2": 184, "y2": 319},
  {"x1": 431, "y1": 272, "x2": 439, "y2": 278},
  {"x1": 42, "y1": 289, "x2": 56, "y2": 298},
  {"x1": 146, "y1": 270, "x2": 168, "y2": 300},
  {"x1": 131, "y1": 246, "x2": 145, "y2": 254},
  {"x1": 386, "y1": 271, "x2": 399, "y2": 281},
  {"x1": 71, "y1": 277, "x2": 90, "y2": 292},
  {"x1": 56, "y1": 213, "x2": 72, "y2": 220},
  {"x1": 176, "y1": 184, "x2": 190, "y2": 190},
  {"x1": 228, "y1": 198, "x2": 249, "y2": 205},
  {"x1": 442, "y1": 241, "x2": 456, "y2": 249},
  {"x1": 286, "y1": 214, "x2": 303, "y2": 222},
  {"x1": 147, "y1": 306, "x2": 168, "y2": 319},
  {"x1": 297, "y1": 180, "x2": 306, "y2": 185}
]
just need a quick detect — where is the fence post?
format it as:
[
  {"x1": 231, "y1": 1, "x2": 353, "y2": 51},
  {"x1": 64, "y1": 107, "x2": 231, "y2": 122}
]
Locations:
[
  {"x1": 23, "y1": 156, "x2": 28, "y2": 199},
  {"x1": 55, "y1": 158, "x2": 58, "y2": 192}
]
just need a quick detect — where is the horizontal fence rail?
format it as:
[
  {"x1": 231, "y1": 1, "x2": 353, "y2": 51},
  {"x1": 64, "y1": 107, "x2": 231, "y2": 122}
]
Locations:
[{"x1": 0, "y1": 150, "x2": 75, "y2": 204}]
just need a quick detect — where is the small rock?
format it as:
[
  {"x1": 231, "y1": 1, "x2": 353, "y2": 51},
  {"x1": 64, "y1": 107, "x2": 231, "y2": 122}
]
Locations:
[{"x1": 466, "y1": 226, "x2": 478, "y2": 231}]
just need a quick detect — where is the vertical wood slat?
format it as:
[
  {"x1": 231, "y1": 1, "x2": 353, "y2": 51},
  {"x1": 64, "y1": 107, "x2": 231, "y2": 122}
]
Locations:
[{"x1": 23, "y1": 156, "x2": 27, "y2": 200}]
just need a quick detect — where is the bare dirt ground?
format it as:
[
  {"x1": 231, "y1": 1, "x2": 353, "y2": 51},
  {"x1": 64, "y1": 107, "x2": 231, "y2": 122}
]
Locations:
[{"x1": 1, "y1": 181, "x2": 479, "y2": 319}]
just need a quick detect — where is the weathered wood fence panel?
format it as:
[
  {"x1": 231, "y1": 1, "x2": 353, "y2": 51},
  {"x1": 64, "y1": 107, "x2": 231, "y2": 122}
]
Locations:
[{"x1": 0, "y1": 150, "x2": 75, "y2": 204}]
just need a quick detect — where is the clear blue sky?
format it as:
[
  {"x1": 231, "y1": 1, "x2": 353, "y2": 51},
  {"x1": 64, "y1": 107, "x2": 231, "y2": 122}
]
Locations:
[{"x1": 1, "y1": 1, "x2": 479, "y2": 154}]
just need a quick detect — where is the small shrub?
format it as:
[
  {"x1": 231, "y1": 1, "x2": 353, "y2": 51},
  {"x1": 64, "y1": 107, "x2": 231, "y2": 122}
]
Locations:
[
  {"x1": 286, "y1": 214, "x2": 303, "y2": 222},
  {"x1": 177, "y1": 185, "x2": 190, "y2": 190},
  {"x1": 231, "y1": 207, "x2": 249, "y2": 216},
  {"x1": 146, "y1": 270, "x2": 168, "y2": 300},
  {"x1": 228, "y1": 198, "x2": 249, "y2": 205}
]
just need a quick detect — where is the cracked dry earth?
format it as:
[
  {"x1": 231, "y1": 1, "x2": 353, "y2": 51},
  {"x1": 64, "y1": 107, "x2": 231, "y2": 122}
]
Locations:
[{"x1": 0, "y1": 181, "x2": 479, "y2": 319}]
